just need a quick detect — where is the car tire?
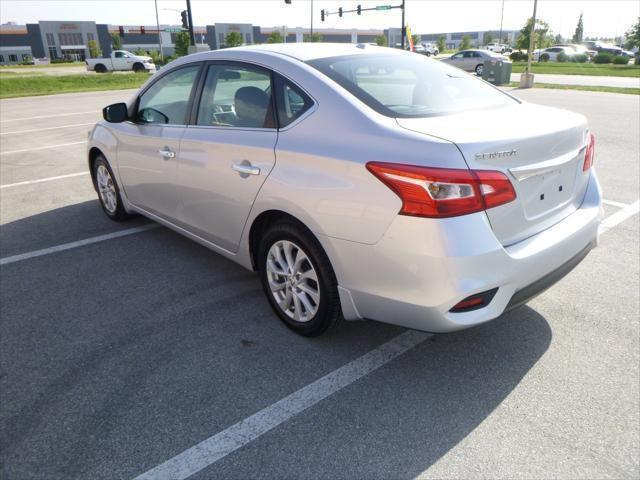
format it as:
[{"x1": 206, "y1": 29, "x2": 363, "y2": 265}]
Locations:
[
  {"x1": 425, "y1": 52, "x2": 431, "y2": 57},
  {"x1": 95, "y1": 64, "x2": 106, "y2": 73},
  {"x1": 93, "y1": 155, "x2": 131, "y2": 222},
  {"x1": 258, "y1": 220, "x2": 343, "y2": 337},
  {"x1": 133, "y1": 63, "x2": 145, "y2": 73},
  {"x1": 475, "y1": 64, "x2": 484, "y2": 76}
]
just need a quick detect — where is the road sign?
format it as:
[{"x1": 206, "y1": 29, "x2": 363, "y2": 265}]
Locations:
[
  {"x1": 165, "y1": 27, "x2": 184, "y2": 33},
  {"x1": 376, "y1": 5, "x2": 392, "y2": 10}
]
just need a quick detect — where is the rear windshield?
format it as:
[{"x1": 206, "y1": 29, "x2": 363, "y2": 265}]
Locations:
[{"x1": 308, "y1": 53, "x2": 517, "y2": 118}]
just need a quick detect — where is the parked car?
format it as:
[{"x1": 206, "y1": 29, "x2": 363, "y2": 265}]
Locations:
[
  {"x1": 533, "y1": 46, "x2": 576, "y2": 61},
  {"x1": 555, "y1": 43, "x2": 597, "y2": 59},
  {"x1": 582, "y1": 42, "x2": 633, "y2": 58},
  {"x1": 86, "y1": 50, "x2": 156, "y2": 73},
  {"x1": 90, "y1": 43, "x2": 601, "y2": 337},
  {"x1": 413, "y1": 42, "x2": 439, "y2": 56},
  {"x1": 441, "y1": 49, "x2": 504, "y2": 75},
  {"x1": 485, "y1": 43, "x2": 511, "y2": 54}
]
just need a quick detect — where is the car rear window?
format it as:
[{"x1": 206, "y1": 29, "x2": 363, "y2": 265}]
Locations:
[{"x1": 307, "y1": 53, "x2": 516, "y2": 118}]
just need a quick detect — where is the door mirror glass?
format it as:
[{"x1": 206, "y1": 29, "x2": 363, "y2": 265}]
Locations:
[
  {"x1": 138, "y1": 107, "x2": 169, "y2": 124},
  {"x1": 103, "y1": 102, "x2": 128, "y2": 123}
]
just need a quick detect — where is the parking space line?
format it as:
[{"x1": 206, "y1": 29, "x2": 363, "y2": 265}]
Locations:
[
  {"x1": 133, "y1": 329, "x2": 431, "y2": 480},
  {"x1": 0, "y1": 171, "x2": 89, "y2": 189},
  {"x1": 599, "y1": 200, "x2": 640, "y2": 235},
  {"x1": 0, "y1": 123, "x2": 94, "y2": 136},
  {"x1": 0, "y1": 224, "x2": 159, "y2": 266},
  {"x1": 0, "y1": 141, "x2": 87, "y2": 155},
  {"x1": 0, "y1": 111, "x2": 97, "y2": 123},
  {"x1": 602, "y1": 199, "x2": 631, "y2": 209}
]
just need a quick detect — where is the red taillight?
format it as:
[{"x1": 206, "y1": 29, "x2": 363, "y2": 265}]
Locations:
[
  {"x1": 366, "y1": 162, "x2": 516, "y2": 218},
  {"x1": 583, "y1": 132, "x2": 595, "y2": 171}
]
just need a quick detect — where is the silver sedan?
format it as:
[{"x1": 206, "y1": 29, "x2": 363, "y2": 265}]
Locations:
[
  {"x1": 89, "y1": 43, "x2": 602, "y2": 336},
  {"x1": 441, "y1": 48, "x2": 505, "y2": 75}
]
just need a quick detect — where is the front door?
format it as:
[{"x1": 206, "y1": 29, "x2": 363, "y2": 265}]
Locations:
[
  {"x1": 178, "y1": 62, "x2": 278, "y2": 252},
  {"x1": 115, "y1": 64, "x2": 201, "y2": 222}
]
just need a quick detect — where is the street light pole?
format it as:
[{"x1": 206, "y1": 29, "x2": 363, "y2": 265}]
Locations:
[
  {"x1": 310, "y1": 0, "x2": 314, "y2": 37},
  {"x1": 499, "y1": 0, "x2": 504, "y2": 44},
  {"x1": 520, "y1": 0, "x2": 537, "y2": 88},
  {"x1": 401, "y1": 0, "x2": 405, "y2": 49},
  {"x1": 186, "y1": 0, "x2": 195, "y2": 46},
  {"x1": 154, "y1": 0, "x2": 163, "y2": 61}
]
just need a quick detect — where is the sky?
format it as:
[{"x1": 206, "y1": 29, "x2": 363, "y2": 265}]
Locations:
[{"x1": 1, "y1": 0, "x2": 638, "y2": 38}]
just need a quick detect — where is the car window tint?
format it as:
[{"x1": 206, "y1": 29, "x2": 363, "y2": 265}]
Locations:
[
  {"x1": 308, "y1": 53, "x2": 516, "y2": 118},
  {"x1": 275, "y1": 76, "x2": 313, "y2": 128},
  {"x1": 137, "y1": 65, "x2": 199, "y2": 125},
  {"x1": 196, "y1": 64, "x2": 274, "y2": 128}
]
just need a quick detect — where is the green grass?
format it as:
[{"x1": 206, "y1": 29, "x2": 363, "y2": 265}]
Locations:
[
  {"x1": 510, "y1": 62, "x2": 640, "y2": 77},
  {"x1": 0, "y1": 72, "x2": 149, "y2": 99},
  {"x1": 0, "y1": 61, "x2": 85, "y2": 69},
  {"x1": 506, "y1": 82, "x2": 640, "y2": 95}
]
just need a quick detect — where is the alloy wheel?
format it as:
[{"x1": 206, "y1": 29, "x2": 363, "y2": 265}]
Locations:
[{"x1": 96, "y1": 164, "x2": 117, "y2": 214}]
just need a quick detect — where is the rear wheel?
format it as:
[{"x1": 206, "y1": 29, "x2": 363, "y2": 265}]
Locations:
[
  {"x1": 94, "y1": 64, "x2": 106, "y2": 73},
  {"x1": 258, "y1": 221, "x2": 342, "y2": 337},
  {"x1": 93, "y1": 155, "x2": 130, "y2": 221},
  {"x1": 475, "y1": 63, "x2": 484, "y2": 76}
]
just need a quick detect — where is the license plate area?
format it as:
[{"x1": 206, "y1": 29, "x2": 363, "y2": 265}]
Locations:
[{"x1": 517, "y1": 159, "x2": 579, "y2": 219}]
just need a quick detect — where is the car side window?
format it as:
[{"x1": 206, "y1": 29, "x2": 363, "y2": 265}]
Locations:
[
  {"x1": 115, "y1": 51, "x2": 124, "y2": 58},
  {"x1": 196, "y1": 63, "x2": 275, "y2": 128},
  {"x1": 452, "y1": 53, "x2": 464, "y2": 59},
  {"x1": 137, "y1": 65, "x2": 200, "y2": 125},
  {"x1": 274, "y1": 75, "x2": 313, "y2": 128}
]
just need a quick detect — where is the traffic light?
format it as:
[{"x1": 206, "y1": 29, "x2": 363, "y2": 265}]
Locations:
[
  {"x1": 284, "y1": 0, "x2": 292, "y2": 3},
  {"x1": 321, "y1": 9, "x2": 325, "y2": 21},
  {"x1": 357, "y1": 4, "x2": 361, "y2": 15},
  {"x1": 140, "y1": 26, "x2": 145, "y2": 34},
  {"x1": 180, "y1": 10, "x2": 189, "y2": 30},
  {"x1": 338, "y1": 7, "x2": 343, "y2": 17},
  {"x1": 118, "y1": 25, "x2": 124, "y2": 36}
]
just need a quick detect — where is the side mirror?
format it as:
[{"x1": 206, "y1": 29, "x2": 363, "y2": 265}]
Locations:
[{"x1": 103, "y1": 103, "x2": 128, "y2": 123}]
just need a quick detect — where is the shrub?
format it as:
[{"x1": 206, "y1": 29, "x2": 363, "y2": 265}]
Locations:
[
  {"x1": 509, "y1": 51, "x2": 526, "y2": 61},
  {"x1": 557, "y1": 52, "x2": 568, "y2": 62},
  {"x1": 574, "y1": 54, "x2": 588, "y2": 63},
  {"x1": 539, "y1": 53, "x2": 550, "y2": 62},
  {"x1": 593, "y1": 53, "x2": 612, "y2": 64},
  {"x1": 612, "y1": 55, "x2": 630, "y2": 64}
]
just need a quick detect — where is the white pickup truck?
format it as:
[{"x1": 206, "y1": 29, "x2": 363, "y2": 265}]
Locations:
[{"x1": 86, "y1": 50, "x2": 156, "y2": 73}]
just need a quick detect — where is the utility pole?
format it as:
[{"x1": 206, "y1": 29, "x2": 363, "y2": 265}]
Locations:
[
  {"x1": 401, "y1": 0, "x2": 405, "y2": 49},
  {"x1": 154, "y1": 0, "x2": 163, "y2": 61},
  {"x1": 186, "y1": 0, "x2": 195, "y2": 46},
  {"x1": 499, "y1": 0, "x2": 504, "y2": 44},
  {"x1": 520, "y1": 0, "x2": 537, "y2": 88},
  {"x1": 310, "y1": 0, "x2": 314, "y2": 37}
]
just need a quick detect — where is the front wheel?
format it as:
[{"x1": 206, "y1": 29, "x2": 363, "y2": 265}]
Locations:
[
  {"x1": 93, "y1": 155, "x2": 131, "y2": 221},
  {"x1": 258, "y1": 221, "x2": 342, "y2": 337},
  {"x1": 133, "y1": 63, "x2": 145, "y2": 73},
  {"x1": 475, "y1": 64, "x2": 484, "y2": 76}
]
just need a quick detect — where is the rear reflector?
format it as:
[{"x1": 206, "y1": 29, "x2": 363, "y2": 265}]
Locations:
[
  {"x1": 583, "y1": 132, "x2": 595, "y2": 171},
  {"x1": 366, "y1": 162, "x2": 516, "y2": 218},
  {"x1": 450, "y1": 288, "x2": 498, "y2": 313}
]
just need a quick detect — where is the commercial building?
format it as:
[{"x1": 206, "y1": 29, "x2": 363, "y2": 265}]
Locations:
[{"x1": 0, "y1": 20, "x2": 520, "y2": 65}]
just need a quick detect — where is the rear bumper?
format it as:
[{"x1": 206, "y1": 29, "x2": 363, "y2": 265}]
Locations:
[{"x1": 323, "y1": 170, "x2": 603, "y2": 333}]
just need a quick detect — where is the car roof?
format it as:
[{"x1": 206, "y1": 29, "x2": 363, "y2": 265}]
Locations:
[{"x1": 205, "y1": 43, "x2": 404, "y2": 62}]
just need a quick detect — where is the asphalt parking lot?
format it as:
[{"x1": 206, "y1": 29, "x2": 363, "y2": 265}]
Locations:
[{"x1": 1, "y1": 87, "x2": 638, "y2": 479}]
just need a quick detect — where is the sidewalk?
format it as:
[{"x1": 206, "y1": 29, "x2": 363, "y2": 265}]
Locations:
[{"x1": 510, "y1": 72, "x2": 640, "y2": 88}]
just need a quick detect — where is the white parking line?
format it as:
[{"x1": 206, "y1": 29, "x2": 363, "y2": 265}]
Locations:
[
  {"x1": 0, "y1": 140, "x2": 87, "y2": 155},
  {"x1": 0, "y1": 225, "x2": 159, "y2": 266},
  {"x1": 0, "y1": 123, "x2": 94, "y2": 136},
  {"x1": 602, "y1": 199, "x2": 630, "y2": 209},
  {"x1": 133, "y1": 329, "x2": 431, "y2": 480},
  {"x1": 0, "y1": 110, "x2": 97, "y2": 123},
  {"x1": 0, "y1": 171, "x2": 89, "y2": 189},
  {"x1": 599, "y1": 200, "x2": 640, "y2": 235}
]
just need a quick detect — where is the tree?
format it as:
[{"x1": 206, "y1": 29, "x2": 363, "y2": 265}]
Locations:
[
  {"x1": 88, "y1": 39, "x2": 101, "y2": 58},
  {"x1": 110, "y1": 33, "x2": 122, "y2": 50},
  {"x1": 174, "y1": 31, "x2": 190, "y2": 56},
  {"x1": 266, "y1": 30, "x2": 284, "y2": 44},
  {"x1": 485, "y1": 32, "x2": 494, "y2": 45},
  {"x1": 225, "y1": 31, "x2": 243, "y2": 47},
  {"x1": 304, "y1": 33, "x2": 323, "y2": 42},
  {"x1": 515, "y1": 17, "x2": 553, "y2": 51},
  {"x1": 459, "y1": 35, "x2": 472, "y2": 50},
  {"x1": 411, "y1": 33, "x2": 420, "y2": 48},
  {"x1": 375, "y1": 34, "x2": 387, "y2": 47},
  {"x1": 572, "y1": 13, "x2": 584, "y2": 43},
  {"x1": 437, "y1": 35, "x2": 446, "y2": 52},
  {"x1": 624, "y1": 18, "x2": 640, "y2": 49},
  {"x1": 554, "y1": 33, "x2": 563, "y2": 44}
]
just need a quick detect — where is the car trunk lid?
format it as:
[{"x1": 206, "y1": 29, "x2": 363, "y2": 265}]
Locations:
[{"x1": 397, "y1": 102, "x2": 591, "y2": 246}]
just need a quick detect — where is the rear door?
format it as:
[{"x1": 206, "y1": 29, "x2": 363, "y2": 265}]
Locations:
[
  {"x1": 115, "y1": 64, "x2": 201, "y2": 222},
  {"x1": 177, "y1": 61, "x2": 278, "y2": 252}
]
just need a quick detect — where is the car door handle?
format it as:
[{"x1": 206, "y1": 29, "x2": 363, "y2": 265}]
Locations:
[
  {"x1": 158, "y1": 147, "x2": 175, "y2": 160},
  {"x1": 232, "y1": 163, "x2": 260, "y2": 176}
]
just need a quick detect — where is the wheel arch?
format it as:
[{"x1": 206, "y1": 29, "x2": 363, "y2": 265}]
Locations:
[{"x1": 88, "y1": 146, "x2": 104, "y2": 191}]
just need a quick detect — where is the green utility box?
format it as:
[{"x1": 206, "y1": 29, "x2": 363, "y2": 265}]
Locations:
[{"x1": 482, "y1": 59, "x2": 512, "y2": 85}]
